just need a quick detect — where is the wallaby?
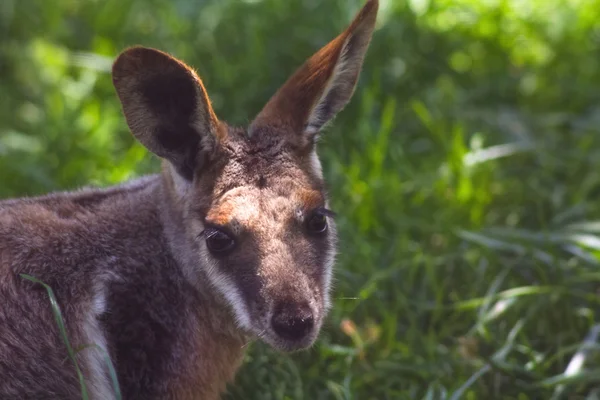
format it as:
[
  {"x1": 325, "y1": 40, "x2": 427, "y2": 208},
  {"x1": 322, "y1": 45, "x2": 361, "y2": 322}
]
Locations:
[{"x1": 0, "y1": 0, "x2": 378, "y2": 398}]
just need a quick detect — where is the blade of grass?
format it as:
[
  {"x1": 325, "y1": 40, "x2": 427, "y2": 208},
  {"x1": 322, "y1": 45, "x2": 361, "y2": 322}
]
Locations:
[
  {"x1": 450, "y1": 319, "x2": 526, "y2": 400},
  {"x1": 551, "y1": 324, "x2": 600, "y2": 399},
  {"x1": 20, "y1": 273, "x2": 90, "y2": 400},
  {"x1": 21, "y1": 274, "x2": 123, "y2": 399},
  {"x1": 73, "y1": 344, "x2": 122, "y2": 400}
]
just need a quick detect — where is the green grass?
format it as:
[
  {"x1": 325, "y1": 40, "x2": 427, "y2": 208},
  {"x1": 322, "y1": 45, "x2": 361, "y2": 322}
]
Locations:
[{"x1": 2, "y1": 0, "x2": 600, "y2": 398}]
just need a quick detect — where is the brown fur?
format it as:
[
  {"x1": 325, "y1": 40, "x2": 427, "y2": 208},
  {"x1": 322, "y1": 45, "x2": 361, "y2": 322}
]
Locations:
[{"x1": 0, "y1": 1, "x2": 378, "y2": 399}]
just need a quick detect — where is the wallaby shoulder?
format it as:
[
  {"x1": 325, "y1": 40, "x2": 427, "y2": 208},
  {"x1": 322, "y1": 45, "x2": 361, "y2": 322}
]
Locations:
[
  {"x1": 0, "y1": 175, "x2": 244, "y2": 399},
  {"x1": 0, "y1": 175, "x2": 162, "y2": 399},
  {"x1": 0, "y1": 175, "x2": 162, "y2": 284}
]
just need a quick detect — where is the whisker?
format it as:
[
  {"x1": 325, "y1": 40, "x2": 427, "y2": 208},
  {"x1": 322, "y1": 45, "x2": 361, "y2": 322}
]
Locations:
[{"x1": 241, "y1": 330, "x2": 266, "y2": 349}]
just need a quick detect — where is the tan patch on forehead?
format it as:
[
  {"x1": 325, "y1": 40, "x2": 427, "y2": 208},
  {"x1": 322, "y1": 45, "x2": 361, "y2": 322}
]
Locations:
[
  {"x1": 296, "y1": 189, "x2": 324, "y2": 210},
  {"x1": 204, "y1": 183, "x2": 324, "y2": 233},
  {"x1": 205, "y1": 201, "x2": 235, "y2": 226},
  {"x1": 205, "y1": 187, "x2": 261, "y2": 231}
]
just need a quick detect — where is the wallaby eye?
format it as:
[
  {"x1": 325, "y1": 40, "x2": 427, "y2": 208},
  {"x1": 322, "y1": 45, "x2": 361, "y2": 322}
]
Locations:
[
  {"x1": 307, "y1": 212, "x2": 328, "y2": 235},
  {"x1": 205, "y1": 228, "x2": 235, "y2": 255}
]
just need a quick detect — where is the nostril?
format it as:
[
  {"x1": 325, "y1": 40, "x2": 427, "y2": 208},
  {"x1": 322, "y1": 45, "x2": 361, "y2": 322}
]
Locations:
[{"x1": 271, "y1": 306, "x2": 314, "y2": 341}]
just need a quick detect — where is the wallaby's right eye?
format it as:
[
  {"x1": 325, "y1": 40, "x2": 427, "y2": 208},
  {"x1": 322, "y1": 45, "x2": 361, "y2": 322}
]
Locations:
[{"x1": 205, "y1": 228, "x2": 236, "y2": 255}]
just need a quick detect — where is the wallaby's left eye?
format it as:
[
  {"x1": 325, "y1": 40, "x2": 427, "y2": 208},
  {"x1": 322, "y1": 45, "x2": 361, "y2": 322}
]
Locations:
[
  {"x1": 205, "y1": 228, "x2": 236, "y2": 255},
  {"x1": 307, "y1": 212, "x2": 328, "y2": 234}
]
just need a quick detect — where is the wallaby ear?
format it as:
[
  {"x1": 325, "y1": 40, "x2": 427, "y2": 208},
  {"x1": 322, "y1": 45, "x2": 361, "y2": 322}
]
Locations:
[
  {"x1": 112, "y1": 47, "x2": 221, "y2": 181},
  {"x1": 249, "y1": 0, "x2": 378, "y2": 144}
]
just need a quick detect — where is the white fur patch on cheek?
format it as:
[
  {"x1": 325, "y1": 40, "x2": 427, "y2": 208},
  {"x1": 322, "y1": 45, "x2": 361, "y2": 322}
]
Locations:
[
  {"x1": 322, "y1": 222, "x2": 338, "y2": 312},
  {"x1": 309, "y1": 151, "x2": 324, "y2": 179},
  {"x1": 322, "y1": 252, "x2": 336, "y2": 311},
  {"x1": 199, "y1": 246, "x2": 252, "y2": 331}
]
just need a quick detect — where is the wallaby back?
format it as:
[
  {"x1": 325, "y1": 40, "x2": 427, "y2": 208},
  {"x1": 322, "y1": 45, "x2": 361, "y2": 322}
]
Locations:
[{"x1": 0, "y1": 1, "x2": 378, "y2": 399}]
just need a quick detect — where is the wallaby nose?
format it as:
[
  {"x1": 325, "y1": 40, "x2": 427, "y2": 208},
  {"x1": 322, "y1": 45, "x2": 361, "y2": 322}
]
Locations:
[{"x1": 271, "y1": 303, "x2": 314, "y2": 341}]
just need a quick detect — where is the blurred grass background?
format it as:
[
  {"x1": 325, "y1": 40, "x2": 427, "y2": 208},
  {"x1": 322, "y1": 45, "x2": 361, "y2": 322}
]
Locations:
[{"x1": 2, "y1": 0, "x2": 600, "y2": 398}]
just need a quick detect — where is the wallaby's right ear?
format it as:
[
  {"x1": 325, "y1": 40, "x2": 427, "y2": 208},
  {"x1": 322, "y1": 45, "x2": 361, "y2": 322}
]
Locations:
[
  {"x1": 112, "y1": 47, "x2": 220, "y2": 181},
  {"x1": 249, "y1": 0, "x2": 378, "y2": 145}
]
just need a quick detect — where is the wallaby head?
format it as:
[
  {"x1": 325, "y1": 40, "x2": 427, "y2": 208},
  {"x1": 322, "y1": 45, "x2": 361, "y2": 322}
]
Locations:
[{"x1": 111, "y1": 0, "x2": 378, "y2": 352}]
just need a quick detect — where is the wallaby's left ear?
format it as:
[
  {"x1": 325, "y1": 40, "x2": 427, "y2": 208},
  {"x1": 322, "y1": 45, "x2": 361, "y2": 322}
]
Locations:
[{"x1": 249, "y1": 0, "x2": 379, "y2": 143}]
